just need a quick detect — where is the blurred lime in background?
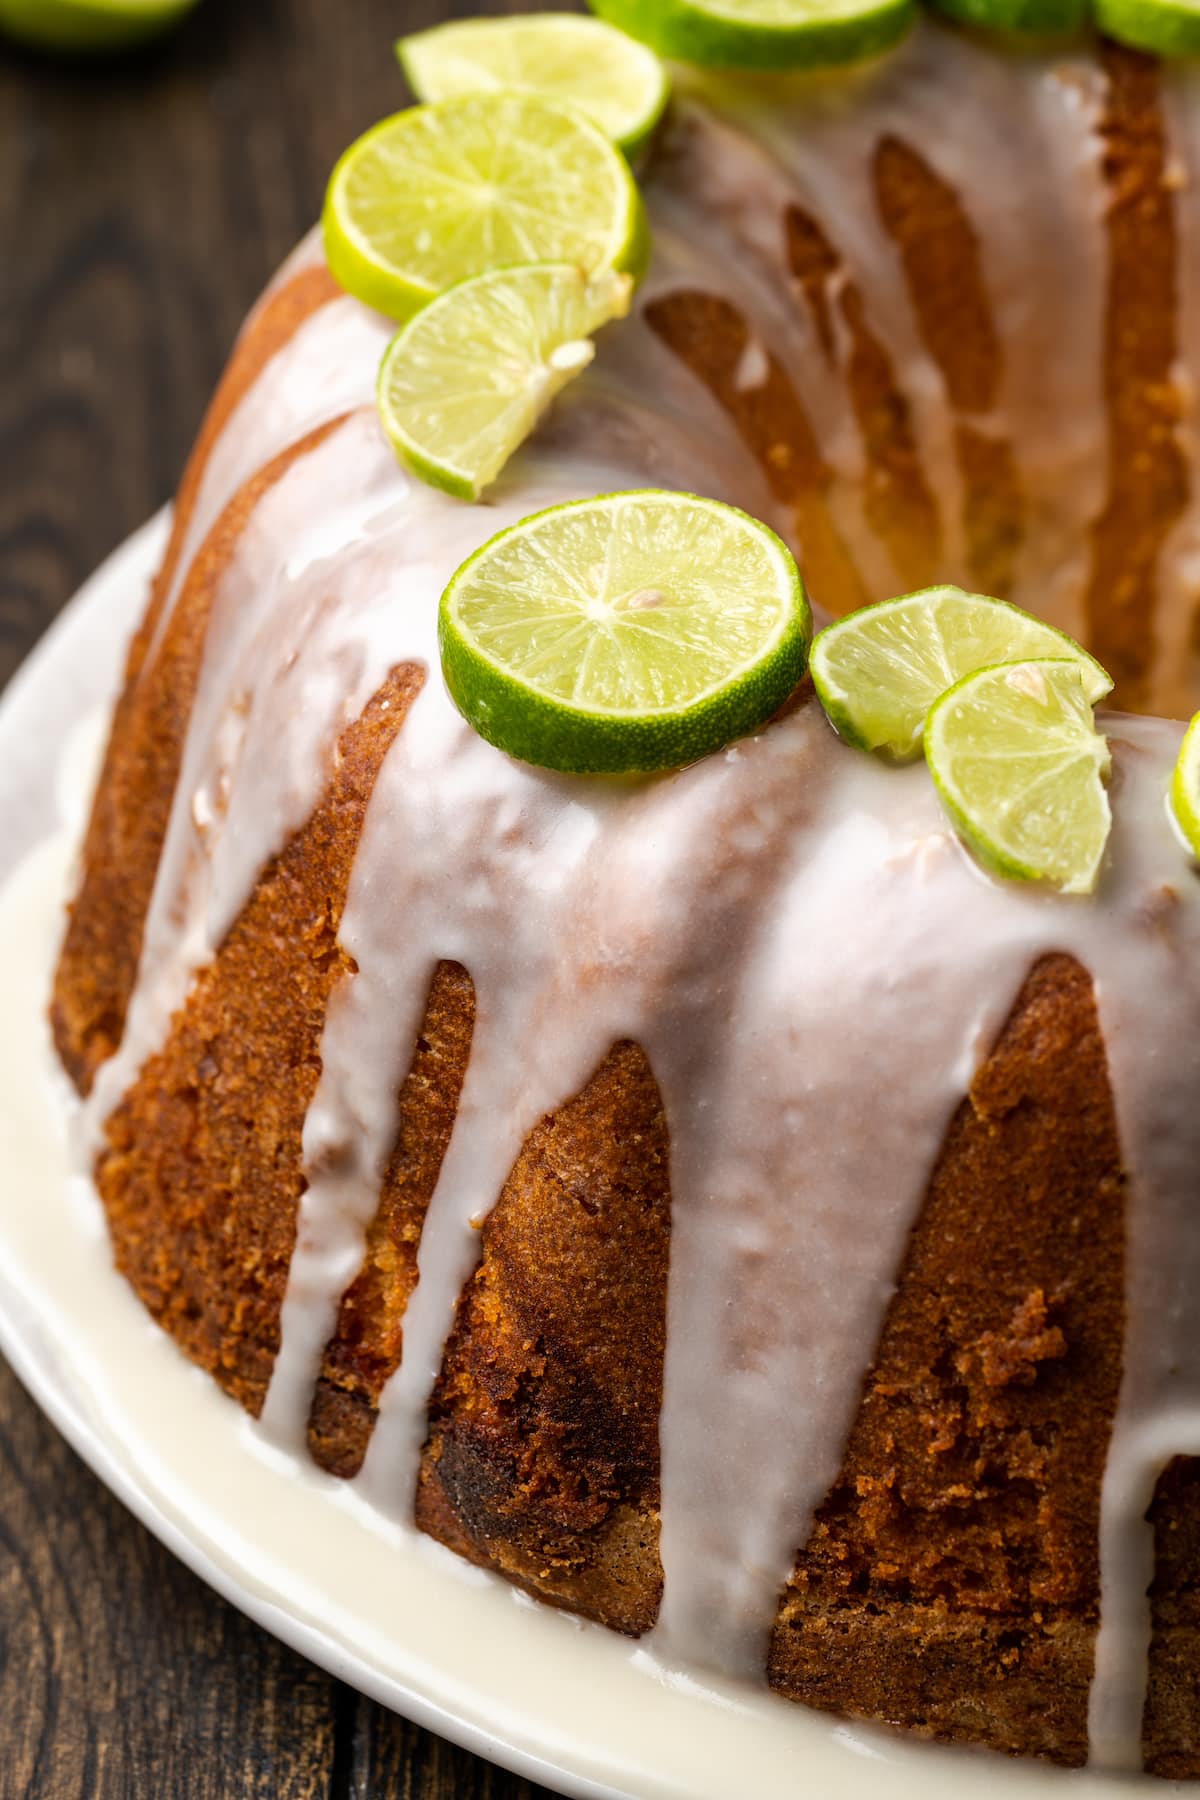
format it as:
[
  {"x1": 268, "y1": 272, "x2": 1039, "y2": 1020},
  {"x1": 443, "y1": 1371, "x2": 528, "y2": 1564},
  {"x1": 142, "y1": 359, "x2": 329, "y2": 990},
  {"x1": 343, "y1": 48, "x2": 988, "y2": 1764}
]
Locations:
[{"x1": 0, "y1": 0, "x2": 200, "y2": 52}]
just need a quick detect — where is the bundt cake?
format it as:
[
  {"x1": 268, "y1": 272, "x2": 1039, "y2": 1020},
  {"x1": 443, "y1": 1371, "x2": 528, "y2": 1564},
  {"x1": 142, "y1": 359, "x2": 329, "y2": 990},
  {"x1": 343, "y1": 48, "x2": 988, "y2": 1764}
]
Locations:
[{"x1": 49, "y1": 11, "x2": 1200, "y2": 1780}]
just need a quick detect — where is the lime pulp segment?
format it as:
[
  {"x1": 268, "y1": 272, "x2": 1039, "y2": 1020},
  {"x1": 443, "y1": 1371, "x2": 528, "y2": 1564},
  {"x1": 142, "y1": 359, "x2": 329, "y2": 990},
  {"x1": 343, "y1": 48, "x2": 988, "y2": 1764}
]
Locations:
[
  {"x1": 586, "y1": 0, "x2": 916, "y2": 70},
  {"x1": 323, "y1": 92, "x2": 649, "y2": 321},
  {"x1": 439, "y1": 491, "x2": 811, "y2": 773},
  {"x1": 378, "y1": 264, "x2": 633, "y2": 501},
  {"x1": 810, "y1": 585, "x2": 1113, "y2": 762},
  {"x1": 925, "y1": 659, "x2": 1113, "y2": 896},
  {"x1": 1170, "y1": 711, "x2": 1200, "y2": 859},
  {"x1": 0, "y1": 0, "x2": 197, "y2": 49},
  {"x1": 398, "y1": 14, "x2": 671, "y2": 158}
]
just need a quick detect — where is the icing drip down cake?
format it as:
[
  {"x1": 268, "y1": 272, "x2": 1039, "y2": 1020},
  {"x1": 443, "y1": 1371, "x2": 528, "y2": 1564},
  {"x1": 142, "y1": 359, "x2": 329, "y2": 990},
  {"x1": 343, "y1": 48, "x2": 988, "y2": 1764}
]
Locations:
[{"x1": 46, "y1": 4, "x2": 1200, "y2": 1781}]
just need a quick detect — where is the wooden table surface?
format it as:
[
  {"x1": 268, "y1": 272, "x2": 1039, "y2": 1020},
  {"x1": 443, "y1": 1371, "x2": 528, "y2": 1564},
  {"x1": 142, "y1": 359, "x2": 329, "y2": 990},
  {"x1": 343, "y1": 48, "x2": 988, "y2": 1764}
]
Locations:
[{"x1": 0, "y1": 3, "x2": 567, "y2": 1793}]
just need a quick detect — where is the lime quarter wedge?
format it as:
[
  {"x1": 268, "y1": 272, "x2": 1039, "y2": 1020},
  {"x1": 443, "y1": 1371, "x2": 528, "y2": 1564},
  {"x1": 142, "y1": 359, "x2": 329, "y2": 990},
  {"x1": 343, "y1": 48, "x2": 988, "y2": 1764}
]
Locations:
[
  {"x1": 587, "y1": 0, "x2": 915, "y2": 71},
  {"x1": 323, "y1": 92, "x2": 648, "y2": 322},
  {"x1": 439, "y1": 491, "x2": 811, "y2": 774},
  {"x1": 925, "y1": 660, "x2": 1112, "y2": 895},
  {"x1": 398, "y1": 14, "x2": 671, "y2": 159},
  {"x1": 0, "y1": 0, "x2": 198, "y2": 51},
  {"x1": 811, "y1": 585, "x2": 1113, "y2": 762},
  {"x1": 1170, "y1": 711, "x2": 1200, "y2": 860},
  {"x1": 378, "y1": 264, "x2": 633, "y2": 502},
  {"x1": 1094, "y1": 0, "x2": 1200, "y2": 58}
]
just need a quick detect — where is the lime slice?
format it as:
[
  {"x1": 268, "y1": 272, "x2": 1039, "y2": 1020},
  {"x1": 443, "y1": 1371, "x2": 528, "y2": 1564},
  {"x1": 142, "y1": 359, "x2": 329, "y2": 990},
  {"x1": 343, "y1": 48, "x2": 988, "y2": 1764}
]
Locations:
[
  {"x1": 378, "y1": 264, "x2": 633, "y2": 502},
  {"x1": 586, "y1": 0, "x2": 915, "y2": 71},
  {"x1": 1170, "y1": 712, "x2": 1200, "y2": 860},
  {"x1": 323, "y1": 93, "x2": 649, "y2": 322},
  {"x1": 927, "y1": 0, "x2": 1086, "y2": 33},
  {"x1": 398, "y1": 15, "x2": 671, "y2": 159},
  {"x1": 439, "y1": 491, "x2": 811, "y2": 774},
  {"x1": 925, "y1": 660, "x2": 1112, "y2": 895},
  {"x1": 0, "y1": 0, "x2": 197, "y2": 51},
  {"x1": 810, "y1": 585, "x2": 1113, "y2": 762},
  {"x1": 1093, "y1": 0, "x2": 1200, "y2": 56}
]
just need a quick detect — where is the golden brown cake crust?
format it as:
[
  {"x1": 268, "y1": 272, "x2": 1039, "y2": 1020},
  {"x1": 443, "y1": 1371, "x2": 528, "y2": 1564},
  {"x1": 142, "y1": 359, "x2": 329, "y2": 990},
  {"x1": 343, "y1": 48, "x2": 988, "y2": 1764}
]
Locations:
[
  {"x1": 308, "y1": 958, "x2": 477, "y2": 1479},
  {"x1": 769, "y1": 954, "x2": 1125, "y2": 1766},
  {"x1": 144, "y1": 265, "x2": 342, "y2": 678},
  {"x1": 871, "y1": 133, "x2": 1026, "y2": 600},
  {"x1": 52, "y1": 410, "x2": 346, "y2": 1094},
  {"x1": 96, "y1": 666, "x2": 423, "y2": 1410},
  {"x1": 874, "y1": 134, "x2": 1003, "y2": 417},
  {"x1": 414, "y1": 1040, "x2": 670, "y2": 1636},
  {"x1": 643, "y1": 286, "x2": 870, "y2": 615},
  {"x1": 1085, "y1": 45, "x2": 1187, "y2": 706},
  {"x1": 785, "y1": 204, "x2": 943, "y2": 593},
  {"x1": 1144, "y1": 1458, "x2": 1200, "y2": 1776}
]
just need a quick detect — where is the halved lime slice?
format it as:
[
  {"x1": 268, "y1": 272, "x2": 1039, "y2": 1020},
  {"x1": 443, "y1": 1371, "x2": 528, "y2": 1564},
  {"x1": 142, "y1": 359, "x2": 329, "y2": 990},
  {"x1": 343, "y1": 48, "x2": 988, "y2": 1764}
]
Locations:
[
  {"x1": 1094, "y1": 0, "x2": 1200, "y2": 57},
  {"x1": 0, "y1": 0, "x2": 197, "y2": 51},
  {"x1": 927, "y1": 0, "x2": 1087, "y2": 34},
  {"x1": 587, "y1": 0, "x2": 915, "y2": 71},
  {"x1": 1170, "y1": 712, "x2": 1200, "y2": 860},
  {"x1": 398, "y1": 15, "x2": 671, "y2": 159},
  {"x1": 925, "y1": 660, "x2": 1112, "y2": 895},
  {"x1": 323, "y1": 93, "x2": 649, "y2": 322},
  {"x1": 439, "y1": 491, "x2": 811, "y2": 773},
  {"x1": 811, "y1": 585, "x2": 1113, "y2": 762},
  {"x1": 378, "y1": 264, "x2": 633, "y2": 502}
]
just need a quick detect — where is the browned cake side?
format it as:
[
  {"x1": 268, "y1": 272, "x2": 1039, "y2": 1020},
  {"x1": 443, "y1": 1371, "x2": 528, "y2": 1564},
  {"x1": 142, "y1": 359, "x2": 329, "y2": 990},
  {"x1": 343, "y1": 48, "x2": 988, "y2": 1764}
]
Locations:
[
  {"x1": 52, "y1": 269, "x2": 343, "y2": 1095},
  {"x1": 96, "y1": 666, "x2": 422, "y2": 1407},
  {"x1": 145, "y1": 265, "x2": 342, "y2": 669},
  {"x1": 1086, "y1": 44, "x2": 1187, "y2": 707},
  {"x1": 1144, "y1": 1458, "x2": 1200, "y2": 1776},
  {"x1": 643, "y1": 284, "x2": 870, "y2": 617},
  {"x1": 768, "y1": 953, "x2": 1124, "y2": 1766},
  {"x1": 871, "y1": 133, "x2": 1026, "y2": 602},
  {"x1": 785, "y1": 202, "x2": 945, "y2": 595},
  {"x1": 307, "y1": 958, "x2": 477, "y2": 1478},
  {"x1": 414, "y1": 1040, "x2": 670, "y2": 1636}
]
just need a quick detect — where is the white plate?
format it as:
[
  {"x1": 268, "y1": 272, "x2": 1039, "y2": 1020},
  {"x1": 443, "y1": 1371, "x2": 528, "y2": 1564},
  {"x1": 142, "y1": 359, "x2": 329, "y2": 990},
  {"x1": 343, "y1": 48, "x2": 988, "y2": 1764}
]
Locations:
[{"x1": 0, "y1": 516, "x2": 1180, "y2": 1800}]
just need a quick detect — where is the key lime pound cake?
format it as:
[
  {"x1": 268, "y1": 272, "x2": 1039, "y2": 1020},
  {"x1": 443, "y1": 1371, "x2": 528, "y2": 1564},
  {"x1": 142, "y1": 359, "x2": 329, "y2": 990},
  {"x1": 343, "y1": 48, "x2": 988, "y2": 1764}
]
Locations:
[{"x1": 47, "y1": 0, "x2": 1200, "y2": 1780}]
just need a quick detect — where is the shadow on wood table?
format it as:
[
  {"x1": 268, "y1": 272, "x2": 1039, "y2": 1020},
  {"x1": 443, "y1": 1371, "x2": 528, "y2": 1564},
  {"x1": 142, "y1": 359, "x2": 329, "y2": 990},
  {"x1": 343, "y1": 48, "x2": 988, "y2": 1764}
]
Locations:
[{"x1": 0, "y1": 1, "x2": 573, "y2": 1792}]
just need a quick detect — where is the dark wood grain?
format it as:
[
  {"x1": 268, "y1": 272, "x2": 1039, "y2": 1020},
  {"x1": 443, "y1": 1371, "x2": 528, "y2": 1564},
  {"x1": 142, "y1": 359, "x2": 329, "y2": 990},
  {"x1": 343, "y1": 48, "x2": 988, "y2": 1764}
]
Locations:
[
  {"x1": 0, "y1": 1362, "x2": 339, "y2": 1798},
  {"x1": 0, "y1": 2, "x2": 568, "y2": 1793}
]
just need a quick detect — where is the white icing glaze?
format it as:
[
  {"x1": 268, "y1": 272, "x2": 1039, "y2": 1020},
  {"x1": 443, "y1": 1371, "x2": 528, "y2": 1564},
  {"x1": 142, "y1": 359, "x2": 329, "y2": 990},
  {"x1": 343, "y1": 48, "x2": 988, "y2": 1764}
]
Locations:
[
  {"x1": 140, "y1": 294, "x2": 394, "y2": 675},
  {"x1": 72, "y1": 18, "x2": 1200, "y2": 1776},
  {"x1": 670, "y1": 25, "x2": 1110, "y2": 629}
]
